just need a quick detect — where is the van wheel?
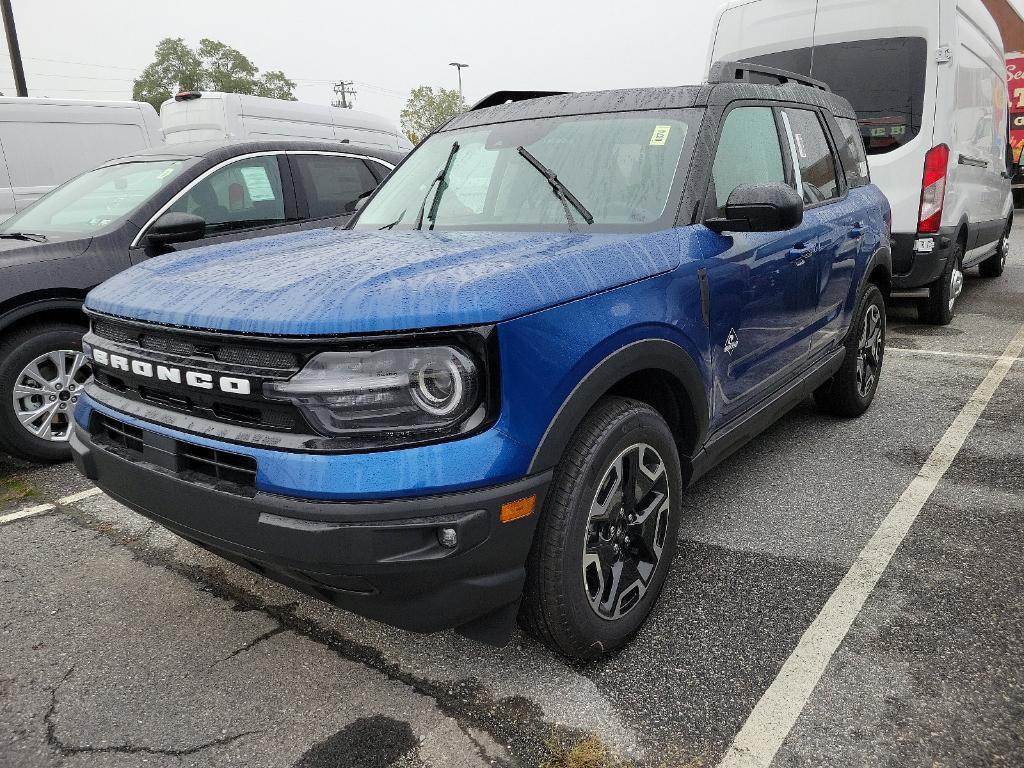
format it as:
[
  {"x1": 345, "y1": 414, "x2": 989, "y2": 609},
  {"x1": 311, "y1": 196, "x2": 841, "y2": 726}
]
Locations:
[
  {"x1": 815, "y1": 284, "x2": 886, "y2": 418},
  {"x1": 520, "y1": 397, "x2": 682, "y2": 660},
  {"x1": 917, "y1": 241, "x2": 963, "y2": 325},
  {"x1": 0, "y1": 323, "x2": 90, "y2": 463},
  {"x1": 979, "y1": 218, "x2": 1010, "y2": 278}
]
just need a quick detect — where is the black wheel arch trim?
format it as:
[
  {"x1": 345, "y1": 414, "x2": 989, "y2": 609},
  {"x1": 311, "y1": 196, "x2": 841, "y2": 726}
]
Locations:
[
  {"x1": 0, "y1": 295, "x2": 87, "y2": 334},
  {"x1": 527, "y1": 338, "x2": 709, "y2": 474},
  {"x1": 863, "y1": 244, "x2": 893, "y2": 295}
]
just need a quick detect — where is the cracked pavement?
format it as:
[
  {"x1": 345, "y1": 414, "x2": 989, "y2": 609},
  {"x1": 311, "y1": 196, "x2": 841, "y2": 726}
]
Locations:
[{"x1": 1, "y1": 224, "x2": 1023, "y2": 767}]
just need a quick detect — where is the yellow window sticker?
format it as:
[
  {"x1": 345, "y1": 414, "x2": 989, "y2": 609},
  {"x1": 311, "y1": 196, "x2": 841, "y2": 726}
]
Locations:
[{"x1": 650, "y1": 125, "x2": 672, "y2": 146}]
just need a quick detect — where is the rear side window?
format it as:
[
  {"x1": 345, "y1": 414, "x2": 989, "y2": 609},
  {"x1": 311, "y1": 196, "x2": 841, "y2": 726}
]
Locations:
[
  {"x1": 835, "y1": 117, "x2": 870, "y2": 189},
  {"x1": 781, "y1": 108, "x2": 840, "y2": 205},
  {"x1": 710, "y1": 106, "x2": 786, "y2": 216},
  {"x1": 747, "y1": 37, "x2": 928, "y2": 155},
  {"x1": 292, "y1": 154, "x2": 379, "y2": 218}
]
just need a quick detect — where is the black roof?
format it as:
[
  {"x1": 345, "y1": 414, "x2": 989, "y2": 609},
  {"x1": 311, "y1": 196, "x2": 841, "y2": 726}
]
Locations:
[
  {"x1": 103, "y1": 139, "x2": 405, "y2": 167},
  {"x1": 444, "y1": 79, "x2": 856, "y2": 132}
]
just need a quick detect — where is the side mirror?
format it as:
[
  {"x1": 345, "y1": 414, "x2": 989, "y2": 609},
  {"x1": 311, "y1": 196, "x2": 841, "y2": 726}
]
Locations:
[
  {"x1": 345, "y1": 190, "x2": 373, "y2": 214},
  {"x1": 147, "y1": 212, "x2": 206, "y2": 245},
  {"x1": 706, "y1": 183, "x2": 804, "y2": 234}
]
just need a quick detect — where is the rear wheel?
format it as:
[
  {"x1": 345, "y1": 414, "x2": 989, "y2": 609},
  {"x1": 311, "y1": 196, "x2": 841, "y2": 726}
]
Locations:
[
  {"x1": 815, "y1": 284, "x2": 886, "y2": 418},
  {"x1": 978, "y1": 217, "x2": 1010, "y2": 278},
  {"x1": 520, "y1": 397, "x2": 683, "y2": 660},
  {"x1": 918, "y1": 240, "x2": 963, "y2": 325},
  {"x1": 0, "y1": 323, "x2": 91, "y2": 463}
]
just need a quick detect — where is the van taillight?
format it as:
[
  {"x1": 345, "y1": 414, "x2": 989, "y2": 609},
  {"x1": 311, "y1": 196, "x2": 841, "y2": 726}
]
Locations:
[{"x1": 918, "y1": 144, "x2": 949, "y2": 234}]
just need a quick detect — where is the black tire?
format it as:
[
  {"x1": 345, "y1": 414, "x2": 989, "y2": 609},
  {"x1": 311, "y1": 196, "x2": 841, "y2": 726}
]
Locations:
[
  {"x1": 0, "y1": 323, "x2": 90, "y2": 463},
  {"x1": 814, "y1": 283, "x2": 886, "y2": 418},
  {"x1": 979, "y1": 217, "x2": 1010, "y2": 278},
  {"x1": 917, "y1": 240, "x2": 963, "y2": 325},
  {"x1": 519, "y1": 396, "x2": 683, "y2": 660}
]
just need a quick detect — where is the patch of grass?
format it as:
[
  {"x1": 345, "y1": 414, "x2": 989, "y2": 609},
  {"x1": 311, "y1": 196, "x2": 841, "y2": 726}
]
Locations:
[
  {"x1": 541, "y1": 734, "x2": 628, "y2": 768},
  {"x1": 0, "y1": 474, "x2": 38, "y2": 504}
]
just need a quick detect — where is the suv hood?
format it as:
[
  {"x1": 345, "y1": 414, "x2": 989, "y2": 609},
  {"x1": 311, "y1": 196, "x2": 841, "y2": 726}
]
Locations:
[{"x1": 85, "y1": 227, "x2": 683, "y2": 335}]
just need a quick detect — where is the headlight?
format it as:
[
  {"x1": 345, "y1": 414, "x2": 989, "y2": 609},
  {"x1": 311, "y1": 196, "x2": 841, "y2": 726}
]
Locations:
[{"x1": 264, "y1": 346, "x2": 481, "y2": 437}]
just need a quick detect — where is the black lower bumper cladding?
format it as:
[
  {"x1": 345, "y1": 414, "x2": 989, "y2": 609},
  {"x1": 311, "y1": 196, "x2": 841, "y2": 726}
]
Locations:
[{"x1": 71, "y1": 422, "x2": 550, "y2": 644}]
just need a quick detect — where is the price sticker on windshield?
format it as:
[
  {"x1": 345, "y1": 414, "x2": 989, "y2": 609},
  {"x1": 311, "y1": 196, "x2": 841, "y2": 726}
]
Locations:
[{"x1": 649, "y1": 125, "x2": 672, "y2": 146}]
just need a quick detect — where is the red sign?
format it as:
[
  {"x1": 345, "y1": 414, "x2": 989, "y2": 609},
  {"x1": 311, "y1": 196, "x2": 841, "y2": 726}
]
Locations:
[{"x1": 1007, "y1": 53, "x2": 1024, "y2": 163}]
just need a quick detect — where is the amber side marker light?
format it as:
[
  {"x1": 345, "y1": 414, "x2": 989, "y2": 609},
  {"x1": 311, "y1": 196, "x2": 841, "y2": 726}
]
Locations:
[{"x1": 500, "y1": 495, "x2": 536, "y2": 523}]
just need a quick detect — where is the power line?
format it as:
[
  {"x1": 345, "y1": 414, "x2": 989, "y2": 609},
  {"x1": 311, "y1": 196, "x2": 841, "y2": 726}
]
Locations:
[
  {"x1": 332, "y1": 80, "x2": 356, "y2": 109},
  {"x1": 24, "y1": 55, "x2": 142, "y2": 71}
]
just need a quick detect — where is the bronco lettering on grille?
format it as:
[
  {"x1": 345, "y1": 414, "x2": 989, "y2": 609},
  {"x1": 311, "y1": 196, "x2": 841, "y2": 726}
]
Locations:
[{"x1": 91, "y1": 348, "x2": 252, "y2": 396}]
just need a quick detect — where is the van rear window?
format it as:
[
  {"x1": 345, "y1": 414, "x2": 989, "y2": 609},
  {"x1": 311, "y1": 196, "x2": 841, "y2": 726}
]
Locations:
[{"x1": 747, "y1": 37, "x2": 928, "y2": 156}]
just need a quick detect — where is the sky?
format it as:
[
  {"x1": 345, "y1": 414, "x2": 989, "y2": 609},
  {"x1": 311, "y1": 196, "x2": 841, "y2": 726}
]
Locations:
[{"x1": 0, "y1": 0, "x2": 724, "y2": 126}]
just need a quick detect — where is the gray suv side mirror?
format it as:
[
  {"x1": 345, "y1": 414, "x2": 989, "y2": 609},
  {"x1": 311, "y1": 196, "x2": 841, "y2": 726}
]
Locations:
[
  {"x1": 706, "y1": 183, "x2": 804, "y2": 234},
  {"x1": 147, "y1": 212, "x2": 206, "y2": 245}
]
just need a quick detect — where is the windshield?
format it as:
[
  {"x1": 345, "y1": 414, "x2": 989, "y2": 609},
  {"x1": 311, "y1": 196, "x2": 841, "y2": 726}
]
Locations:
[
  {"x1": 1, "y1": 159, "x2": 187, "y2": 240},
  {"x1": 354, "y1": 109, "x2": 700, "y2": 232}
]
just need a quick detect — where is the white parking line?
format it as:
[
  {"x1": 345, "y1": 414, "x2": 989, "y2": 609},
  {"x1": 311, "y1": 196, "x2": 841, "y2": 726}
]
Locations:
[
  {"x1": 0, "y1": 486, "x2": 103, "y2": 526},
  {"x1": 0, "y1": 502, "x2": 56, "y2": 525},
  {"x1": 717, "y1": 323, "x2": 1024, "y2": 768},
  {"x1": 888, "y1": 346, "x2": 1005, "y2": 362}
]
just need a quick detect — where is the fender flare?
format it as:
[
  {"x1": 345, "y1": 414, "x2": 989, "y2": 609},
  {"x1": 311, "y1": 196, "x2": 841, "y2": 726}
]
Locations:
[
  {"x1": 527, "y1": 338, "x2": 709, "y2": 474},
  {"x1": 863, "y1": 244, "x2": 892, "y2": 294},
  {"x1": 0, "y1": 297, "x2": 85, "y2": 334}
]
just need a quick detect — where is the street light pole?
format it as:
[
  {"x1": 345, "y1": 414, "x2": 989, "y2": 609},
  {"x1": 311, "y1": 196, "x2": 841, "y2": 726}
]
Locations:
[
  {"x1": 449, "y1": 62, "x2": 468, "y2": 103},
  {"x1": 0, "y1": 0, "x2": 27, "y2": 97}
]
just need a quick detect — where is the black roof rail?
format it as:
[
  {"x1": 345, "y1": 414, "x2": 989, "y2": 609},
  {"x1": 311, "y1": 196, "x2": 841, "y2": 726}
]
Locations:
[
  {"x1": 707, "y1": 60, "x2": 831, "y2": 92},
  {"x1": 469, "y1": 90, "x2": 570, "y2": 111}
]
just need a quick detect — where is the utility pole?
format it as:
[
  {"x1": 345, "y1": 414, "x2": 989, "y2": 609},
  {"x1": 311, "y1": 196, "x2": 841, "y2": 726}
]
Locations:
[
  {"x1": 449, "y1": 62, "x2": 468, "y2": 103},
  {"x1": 332, "y1": 80, "x2": 356, "y2": 109},
  {"x1": 1, "y1": 0, "x2": 27, "y2": 97}
]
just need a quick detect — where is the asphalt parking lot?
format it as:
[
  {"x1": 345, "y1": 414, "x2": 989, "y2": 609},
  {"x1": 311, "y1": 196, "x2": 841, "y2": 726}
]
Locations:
[{"x1": 2, "y1": 230, "x2": 1022, "y2": 768}]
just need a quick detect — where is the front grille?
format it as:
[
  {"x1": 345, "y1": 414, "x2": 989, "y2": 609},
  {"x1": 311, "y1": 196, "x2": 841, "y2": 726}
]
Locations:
[
  {"x1": 91, "y1": 413, "x2": 257, "y2": 496},
  {"x1": 88, "y1": 318, "x2": 307, "y2": 434},
  {"x1": 93, "y1": 320, "x2": 301, "y2": 371}
]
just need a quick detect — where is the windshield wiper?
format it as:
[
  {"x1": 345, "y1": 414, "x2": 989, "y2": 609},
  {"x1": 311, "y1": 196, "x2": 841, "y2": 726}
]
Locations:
[
  {"x1": 415, "y1": 141, "x2": 460, "y2": 230},
  {"x1": 515, "y1": 146, "x2": 594, "y2": 231},
  {"x1": 0, "y1": 232, "x2": 48, "y2": 242},
  {"x1": 379, "y1": 210, "x2": 407, "y2": 230}
]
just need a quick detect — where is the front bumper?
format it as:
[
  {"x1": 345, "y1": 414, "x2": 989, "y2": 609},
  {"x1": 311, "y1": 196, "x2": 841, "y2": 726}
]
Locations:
[{"x1": 70, "y1": 417, "x2": 550, "y2": 638}]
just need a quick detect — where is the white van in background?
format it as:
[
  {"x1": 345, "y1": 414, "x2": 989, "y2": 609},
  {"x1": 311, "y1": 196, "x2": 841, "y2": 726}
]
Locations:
[
  {"x1": 708, "y1": 0, "x2": 1014, "y2": 324},
  {"x1": 161, "y1": 92, "x2": 413, "y2": 152},
  {"x1": 0, "y1": 98, "x2": 162, "y2": 223}
]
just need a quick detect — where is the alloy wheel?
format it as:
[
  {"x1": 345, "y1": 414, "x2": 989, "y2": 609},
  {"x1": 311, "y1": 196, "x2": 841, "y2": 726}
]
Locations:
[
  {"x1": 856, "y1": 304, "x2": 883, "y2": 399},
  {"x1": 948, "y1": 265, "x2": 964, "y2": 312},
  {"x1": 12, "y1": 350, "x2": 91, "y2": 442},
  {"x1": 582, "y1": 443, "x2": 671, "y2": 620}
]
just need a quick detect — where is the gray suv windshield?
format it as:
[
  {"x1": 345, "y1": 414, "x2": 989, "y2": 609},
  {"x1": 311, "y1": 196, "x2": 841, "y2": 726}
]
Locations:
[{"x1": 1, "y1": 159, "x2": 186, "y2": 240}]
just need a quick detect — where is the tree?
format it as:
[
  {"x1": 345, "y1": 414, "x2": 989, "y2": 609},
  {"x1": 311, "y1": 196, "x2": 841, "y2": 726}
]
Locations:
[
  {"x1": 133, "y1": 38, "x2": 297, "y2": 110},
  {"x1": 400, "y1": 86, "x2": 465, "y2": 145}
]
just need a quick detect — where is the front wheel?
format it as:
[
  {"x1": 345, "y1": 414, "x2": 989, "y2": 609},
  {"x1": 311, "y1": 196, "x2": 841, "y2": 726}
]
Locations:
[
  {"x1": 520, "y1": 397, "x2": 683, "y2": 660},
  {"x1": 815, "y1": 284, "x2": 886, "y2": 418},
  {"x1": 0, "y1": 323, "x2": 91, "y2": 463}
]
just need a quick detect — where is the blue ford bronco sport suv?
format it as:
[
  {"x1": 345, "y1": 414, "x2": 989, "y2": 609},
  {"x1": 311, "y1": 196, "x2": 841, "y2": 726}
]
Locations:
[{"x1": 71, "y1": 63, "x2": 891, "y2": 660}]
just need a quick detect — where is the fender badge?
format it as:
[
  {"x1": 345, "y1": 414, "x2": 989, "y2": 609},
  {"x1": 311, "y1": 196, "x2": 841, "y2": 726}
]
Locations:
[{"x1": 724, "y1": 329, "x2": 739, "y2": 355}]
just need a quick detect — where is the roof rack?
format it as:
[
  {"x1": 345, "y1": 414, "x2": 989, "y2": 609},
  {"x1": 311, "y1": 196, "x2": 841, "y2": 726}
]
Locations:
[
  {"x1": 707, "y1": 61, "x2": 830, "y2": 92},
  {"x1": 469, "y1": 90, "x2": 570, "y2": 111}
]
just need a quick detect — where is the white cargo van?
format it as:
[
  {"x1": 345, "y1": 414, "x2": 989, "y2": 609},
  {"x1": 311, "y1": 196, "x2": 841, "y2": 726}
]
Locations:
[
  {"x1": 708, "y1": 0, "x2": 1014, "y2": 324},
  {"x1": 0, "y1": 98, "x2": 162, "y2": 223},
  {"x1": 161, "y1": 92, "x2": 413, "y2": 152}
]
